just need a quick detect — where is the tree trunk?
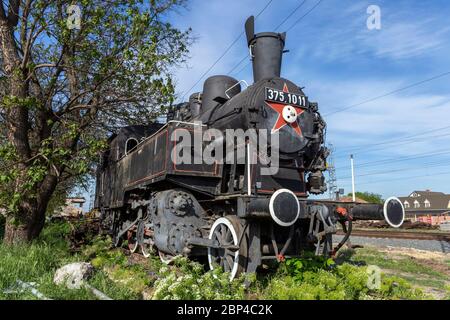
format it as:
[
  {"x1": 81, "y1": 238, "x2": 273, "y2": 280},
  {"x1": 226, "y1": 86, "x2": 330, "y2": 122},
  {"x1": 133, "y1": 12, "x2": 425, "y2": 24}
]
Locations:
[
  {"x1": 3, "y1": 202, "x2": 48, "y2": 244},
  {"x1": 1, "y1": 14, "x2": 42, "y2": 244},
  {"x1": 2, "y1": 174, "x2": 58, "y2": 244},
  {"x1": 3, "y1": 200, "x2": 41, "y2": 244},
  {"x1": 4, "y1": 218, "x2": 29, "y2": 244}
]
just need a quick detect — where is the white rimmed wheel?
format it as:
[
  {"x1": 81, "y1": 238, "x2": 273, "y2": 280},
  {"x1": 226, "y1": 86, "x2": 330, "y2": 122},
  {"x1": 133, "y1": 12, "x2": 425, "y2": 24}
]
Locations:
[
  {"x1": 127, "y1": 227, "x2": 138, "y2": 253},
  {"x1": 208, "y1": 216, "x2": 248, "y2": 280},
  {"x1": 158, "y1": 251, "x2": 179, "y2": 264},
  {"x1": 141, "y1": 233, "x2": 154, "y2": 258},
  {"x1": 137, "y1": 221, "x2": 154, "y2": 258},
  {"x1": 141, "y1": 240, "x2": 154, "y2": 258}
]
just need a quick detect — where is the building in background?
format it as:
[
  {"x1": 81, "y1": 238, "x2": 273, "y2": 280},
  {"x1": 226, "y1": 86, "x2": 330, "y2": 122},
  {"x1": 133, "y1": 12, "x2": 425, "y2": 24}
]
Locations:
[
  {"x1": 398, "y1": 190, "x2": 450, "y2": 225},
  {"x1": 60, "y1": 197, "x2": 86, "y2": 217}
]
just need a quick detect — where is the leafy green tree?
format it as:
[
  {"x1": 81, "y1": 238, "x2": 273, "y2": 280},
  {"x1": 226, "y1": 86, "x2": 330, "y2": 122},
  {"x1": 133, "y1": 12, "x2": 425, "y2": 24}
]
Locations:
[
  {"x1": 347, "y1": 192, "x2": 384, "y2": 204},
  {"x1": 0, "y1": 0, "x2": 191, "y2": 243}
]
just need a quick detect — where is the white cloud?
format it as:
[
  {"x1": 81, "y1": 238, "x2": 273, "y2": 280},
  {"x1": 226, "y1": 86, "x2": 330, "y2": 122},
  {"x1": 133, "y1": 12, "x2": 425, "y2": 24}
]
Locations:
[
  {"x1": 322, "y1": 86, "x2": 450, "y2": 157},
  {"x1": 358, "y1": 19, "x2": 450, "y2": 60},
  {"x1": 288, "y1": 1, "x2": 450, "y2": 63}
]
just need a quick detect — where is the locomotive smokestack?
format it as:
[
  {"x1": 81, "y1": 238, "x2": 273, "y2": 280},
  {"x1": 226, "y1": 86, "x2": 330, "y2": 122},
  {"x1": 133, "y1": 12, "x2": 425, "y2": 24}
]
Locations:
[{"x1": 245, "y1": 16, "x2": 286, "y2": 82}]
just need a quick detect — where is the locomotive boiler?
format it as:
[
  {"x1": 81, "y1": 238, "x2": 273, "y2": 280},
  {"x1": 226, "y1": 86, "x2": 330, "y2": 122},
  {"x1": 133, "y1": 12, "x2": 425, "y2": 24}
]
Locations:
[{"x1": 94, "y1": 16, "x2": 405, "y2": 279}]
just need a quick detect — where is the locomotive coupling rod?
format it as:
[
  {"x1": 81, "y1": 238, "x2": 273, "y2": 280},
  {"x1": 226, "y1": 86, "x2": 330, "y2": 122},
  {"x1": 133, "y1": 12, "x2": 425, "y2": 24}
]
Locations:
[{"x1": 188, "y1": 237, "x2": 240, "y2": 251}]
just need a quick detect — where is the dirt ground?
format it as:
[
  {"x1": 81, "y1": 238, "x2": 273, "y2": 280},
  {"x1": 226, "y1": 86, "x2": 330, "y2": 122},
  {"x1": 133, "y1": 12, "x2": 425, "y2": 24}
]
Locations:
[{"x1": 353, "y1": 245, "x2": 450, "y2": 299}]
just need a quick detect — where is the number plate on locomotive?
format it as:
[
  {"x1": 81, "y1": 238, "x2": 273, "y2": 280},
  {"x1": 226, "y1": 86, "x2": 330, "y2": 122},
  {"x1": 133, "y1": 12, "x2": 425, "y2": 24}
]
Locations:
[{"x1": 265, "y1": 87, "x2": 307, "y2": 107}]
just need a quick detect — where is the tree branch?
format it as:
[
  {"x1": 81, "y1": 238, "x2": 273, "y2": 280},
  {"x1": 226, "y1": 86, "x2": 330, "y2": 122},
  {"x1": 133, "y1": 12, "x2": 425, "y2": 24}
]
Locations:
[
  {"x1": 0, "y1": 2, "x2": 6, "y2": 20},
  {"x1": 7, "y1": 0, "x2": 21, "y2": 27},
  {"x1": 20, "y1": 0, "x2": 32, "y2": 47}
]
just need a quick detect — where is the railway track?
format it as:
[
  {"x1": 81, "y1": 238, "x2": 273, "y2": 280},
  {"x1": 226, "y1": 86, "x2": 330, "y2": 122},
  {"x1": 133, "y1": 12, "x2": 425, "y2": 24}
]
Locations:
[{"x1": 337, "y1": 229, "x2": 450, "y2": 242}]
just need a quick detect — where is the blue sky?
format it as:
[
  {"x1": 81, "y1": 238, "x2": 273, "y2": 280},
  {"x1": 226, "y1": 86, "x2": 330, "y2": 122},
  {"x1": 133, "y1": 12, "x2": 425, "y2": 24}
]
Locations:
[
  {"x1": 80, "y1": 0, "x2": 450, "y2": 209},
  {"x1": 166, "y1": 0, "x2": 450, "y2": 200}
]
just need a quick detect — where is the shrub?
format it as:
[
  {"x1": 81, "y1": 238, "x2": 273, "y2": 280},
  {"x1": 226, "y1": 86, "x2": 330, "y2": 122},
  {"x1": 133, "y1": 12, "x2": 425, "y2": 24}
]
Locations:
[
  {"x1": 152, "y1": 257, "x2": 248, "y2": 300},
  {"x1": 38, "y1": 221, "x2": 72, "y2": 250},
  {"x1": 261, "y1": 256, "x2": 426, "y2": 300},
  {"x1": 81, "y1": 235, "x2": 127, "y2": 267}
]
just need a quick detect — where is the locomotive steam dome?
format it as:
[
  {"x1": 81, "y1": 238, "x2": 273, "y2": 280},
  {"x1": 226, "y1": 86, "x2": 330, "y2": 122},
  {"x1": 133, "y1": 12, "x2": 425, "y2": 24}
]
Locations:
[{"x1": 202, "y1": 75, "x2": 241, "y2": 113}]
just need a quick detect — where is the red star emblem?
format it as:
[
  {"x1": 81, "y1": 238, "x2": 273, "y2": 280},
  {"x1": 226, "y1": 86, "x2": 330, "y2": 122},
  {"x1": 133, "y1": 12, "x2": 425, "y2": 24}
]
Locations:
[{"x1": 266, "y1": 83, "x2": 304, "y2": 136}]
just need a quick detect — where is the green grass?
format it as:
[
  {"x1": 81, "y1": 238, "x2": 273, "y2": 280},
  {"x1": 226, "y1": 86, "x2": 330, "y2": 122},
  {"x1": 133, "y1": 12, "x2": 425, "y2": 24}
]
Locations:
[
  {"x1": 336, "y1": 247, "x2": 450, "y2": 299},
  {"x1": 398, "y1": 275, "x2": 448, "y2": 291},
  {"x1": 254, "y1": 254, "x2": 427, "y2": 300},
  {"x1": 352, "y1": 227, "x2": 448, "y2": 234},
  {"x1": 0, "y1": 221, "x2": 139, "y2": 300},
  {"x1": 347, "y1": 247, "x2": 446, "y2": 279},
  {"x1": 0, "y1": 221, "x2": 439, "y2": 300}
]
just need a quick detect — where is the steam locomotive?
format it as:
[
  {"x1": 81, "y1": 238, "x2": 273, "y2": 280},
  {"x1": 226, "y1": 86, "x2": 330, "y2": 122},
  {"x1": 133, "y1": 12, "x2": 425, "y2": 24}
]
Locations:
[{"x1": 94, "y1": 16, "x2": 405, "y2": 279}]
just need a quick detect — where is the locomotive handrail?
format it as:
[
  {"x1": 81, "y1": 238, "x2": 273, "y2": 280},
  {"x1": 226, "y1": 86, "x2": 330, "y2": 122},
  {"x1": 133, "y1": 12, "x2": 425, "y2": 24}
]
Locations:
[
  {"x1": 225, "y1": 80, "x2": 249, "y2": 99},
  {"x1": 117, "y1": 120, "x2": 207, "y2": 161}
]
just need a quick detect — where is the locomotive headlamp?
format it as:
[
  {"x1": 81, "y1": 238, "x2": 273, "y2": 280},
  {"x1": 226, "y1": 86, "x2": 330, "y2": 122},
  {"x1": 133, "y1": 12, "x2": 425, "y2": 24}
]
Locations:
[
  {"x1": 383, "y1": 197, "x2": 405, "y2": 228},
  {"x1": 282, "y1": 105, "x2": 298, "y2": 124},
  {"x1": 269, "y1": 189, "x2": 300, "y2": 227}
]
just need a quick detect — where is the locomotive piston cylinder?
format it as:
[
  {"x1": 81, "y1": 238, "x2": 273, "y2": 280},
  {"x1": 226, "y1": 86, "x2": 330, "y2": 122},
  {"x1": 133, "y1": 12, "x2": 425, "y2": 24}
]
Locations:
[
  {"x1": 349, "y1": 197, "x2": 405, "y2": 228},
  {"x1": 246, "y1": 189, "x2": 301, "y2": 227}
]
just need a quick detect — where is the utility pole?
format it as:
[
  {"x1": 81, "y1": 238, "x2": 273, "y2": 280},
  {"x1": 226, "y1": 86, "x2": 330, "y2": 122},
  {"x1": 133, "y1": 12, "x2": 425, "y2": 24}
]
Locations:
[
  {"x1": 89, "y1": 183, "x2": 95, "y2": 212},
  {"x1": 327, "y1": 144, "x2": 338, "y2": 200},
  {"x1": 350, "y1": 154, "x2": 356, "y2": 202}
]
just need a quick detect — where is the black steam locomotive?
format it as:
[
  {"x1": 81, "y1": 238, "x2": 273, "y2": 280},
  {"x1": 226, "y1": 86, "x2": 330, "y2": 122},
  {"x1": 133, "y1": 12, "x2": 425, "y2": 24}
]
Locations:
[{"x1": 94, "y1": 16, "x2": 404, "y2": 279}]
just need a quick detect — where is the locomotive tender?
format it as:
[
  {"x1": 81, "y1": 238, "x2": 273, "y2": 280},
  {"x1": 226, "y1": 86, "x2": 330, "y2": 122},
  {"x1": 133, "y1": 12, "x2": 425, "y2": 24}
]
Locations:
[{"x1": 95, "y1": 16, "x2": 405, "y2": 279}]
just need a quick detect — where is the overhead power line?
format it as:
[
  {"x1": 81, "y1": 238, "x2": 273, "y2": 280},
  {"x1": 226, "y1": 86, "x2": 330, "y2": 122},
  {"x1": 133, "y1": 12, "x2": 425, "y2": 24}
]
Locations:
[
  {"x1": 227, "y1": 56, "x2": 248, "y2": 76},
  {"x1": 285, "y1": 0, "x2": 323, "y2": 32},
  {"x1": 334, "y1": 149, "x2": 450, "y2": 171},
  {"x1": 347, "y1": 170, "x2": 450, "y2": 187},
  {"x1": 180, "y1": 0, "x2": 274, "y2": 101},
  {"x1": 338, "y1": 160, "x2": 450, "y2": 180},
  {"x1": 324, "y1": 71, "x2": 450, "y2": 117},
  {"x1": 274, "y1": 0, "x2": 307, "y2": 31},
  {"x1": 333, "y1": 132, "x2": 450, "y2": 159},
  {"x1": 334, "y1": 124, "x2": 450, "y2": 155},
  {"x1": 229, "y1": 0, "x2": 323, "y2": 77}
]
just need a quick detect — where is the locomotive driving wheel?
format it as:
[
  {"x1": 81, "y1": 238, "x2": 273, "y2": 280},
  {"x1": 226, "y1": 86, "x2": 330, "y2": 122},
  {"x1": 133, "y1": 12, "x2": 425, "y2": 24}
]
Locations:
[
  {"x1": 139, "y1": 222, "x2": 154, "y2": 258},
  {"x1": 127, "y1": 227, "x2": 138, "y2": 253},
  {"x1": 208, "y1": 216, "x2": 248, "y2": 280},
  {"x1": 158, "y1": 251, "x2": 179, "y2": 264}
]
